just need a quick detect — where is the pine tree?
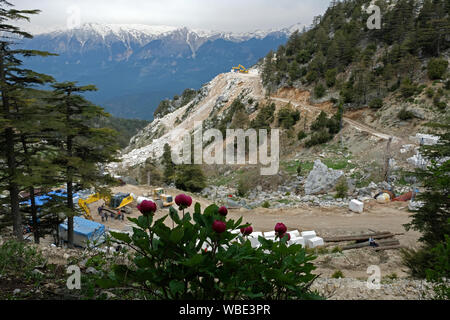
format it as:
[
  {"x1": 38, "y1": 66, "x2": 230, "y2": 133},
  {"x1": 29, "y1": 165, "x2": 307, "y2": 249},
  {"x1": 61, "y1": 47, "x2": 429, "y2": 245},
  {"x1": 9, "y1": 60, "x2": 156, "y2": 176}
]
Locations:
[
  {"x1": 47, "y1": 82, "x2": 119, "y2": 248},
  {"x1": 162, "y1": 143, "x2": 176, "y2": 184},
  {"x1": 0, "y1": 1, "x2": 55, "y2": 240}
]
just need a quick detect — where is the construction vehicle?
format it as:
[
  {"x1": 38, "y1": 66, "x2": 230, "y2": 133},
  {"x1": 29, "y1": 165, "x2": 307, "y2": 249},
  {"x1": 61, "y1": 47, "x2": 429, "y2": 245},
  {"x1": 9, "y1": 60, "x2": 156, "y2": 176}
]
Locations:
[
  {"x1": 152, "y1": 188, "x2": 174, "y2": 208},
  {"x1": 231, "y1": 64, "x2": 249, "y2": 74},
  {"x1": 78, "y1": 192, "x2": 134, "y2": 220}
]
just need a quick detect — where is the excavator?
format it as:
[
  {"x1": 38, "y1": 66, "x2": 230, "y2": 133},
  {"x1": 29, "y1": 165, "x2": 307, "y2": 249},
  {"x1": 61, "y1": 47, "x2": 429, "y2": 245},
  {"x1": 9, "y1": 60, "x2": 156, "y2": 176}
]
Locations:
[
  {"x1": 152, "y1": 188, "x2": 174, "y2": 208},
  {"x1": 78, "y1": 192, "x2": 134, "y2": 220},
  {"x1": 231, "y1": 64, "x2": 249, "y2": 74}
]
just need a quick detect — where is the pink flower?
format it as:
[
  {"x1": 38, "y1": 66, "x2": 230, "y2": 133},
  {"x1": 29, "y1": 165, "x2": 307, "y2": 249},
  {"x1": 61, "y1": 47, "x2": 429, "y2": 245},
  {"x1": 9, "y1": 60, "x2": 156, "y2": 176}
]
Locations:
[
  {"x1": 240, "y1": 225, "x2": 253, "y2": 236},
  {"x1": 218, "y1": 206, "x2": 228, "y2": 217},
  {"x1": 274, "y1": 223, "x2": 287, "y2": 235},
  {"x1": 281, "y1": 233, "x2": 291, "y2": 241},
  {"x1": 212, "y1": 220, "x2": 227, "y2": 234},
  {"x1": 175, "y1": 194, "x2": 192, "y2": 210},
  {"x1": 137, "y1": 200, "x2": 157, "y2": 216}
]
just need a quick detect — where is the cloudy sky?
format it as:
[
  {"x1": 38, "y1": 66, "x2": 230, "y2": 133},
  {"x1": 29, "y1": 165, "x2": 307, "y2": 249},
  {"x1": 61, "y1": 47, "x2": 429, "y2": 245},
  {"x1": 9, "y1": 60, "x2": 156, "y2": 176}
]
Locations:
[{"x1": 13, "y1": 0, "x2": 332, "y2": 34}]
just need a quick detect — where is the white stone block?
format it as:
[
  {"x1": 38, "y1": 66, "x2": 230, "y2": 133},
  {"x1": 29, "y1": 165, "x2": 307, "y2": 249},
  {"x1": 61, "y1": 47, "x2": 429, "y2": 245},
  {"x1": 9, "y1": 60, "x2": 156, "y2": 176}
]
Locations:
[
  {"x1": 249, "y1": 237, "x2": 261, "y2": 248},
  {"x1": 230, "y1": 229, "x2": 240, "y2": 235},
  {"x1": 250, "y1": 231, "x2": 263, "y2": 238},
  {"x1": 264, "y1": 231, "x2": 276, "y2": 238},
  {"x1": 289, "y1": 230, "x2": 301, "y2": 238},
  {"x1": 288, "y1": 237, "x2": 305, "y2": 247},
  {"x1": 349, "y1": 199, "x2": 364, "y2": 213},
  {"x1": 306, "y1": 236, "x2": 324, "y2": 248},
  {"x1": 301, "y1": 231, "x2": 316, "y2": 240}
]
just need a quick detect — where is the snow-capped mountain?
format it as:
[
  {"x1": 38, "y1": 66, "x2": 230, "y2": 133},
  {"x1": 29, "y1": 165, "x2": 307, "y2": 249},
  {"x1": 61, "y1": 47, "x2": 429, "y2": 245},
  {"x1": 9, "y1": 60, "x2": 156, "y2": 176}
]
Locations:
[{"x1": 21, "y1": 23, "x2": 301, "y2": 120}]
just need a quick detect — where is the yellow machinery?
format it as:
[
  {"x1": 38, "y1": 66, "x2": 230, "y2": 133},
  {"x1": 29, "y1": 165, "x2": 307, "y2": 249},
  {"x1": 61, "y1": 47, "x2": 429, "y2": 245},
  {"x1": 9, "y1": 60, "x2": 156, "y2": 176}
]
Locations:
[
  {"x1": 232, "y1": 64, "x2": 249, "y2": 74},
  {"x1": 153, "y1": 188, "x2": 174, "y2": 207},
  {"x1": 78, "y1": 192, "x2": 134, "y2": 220}
]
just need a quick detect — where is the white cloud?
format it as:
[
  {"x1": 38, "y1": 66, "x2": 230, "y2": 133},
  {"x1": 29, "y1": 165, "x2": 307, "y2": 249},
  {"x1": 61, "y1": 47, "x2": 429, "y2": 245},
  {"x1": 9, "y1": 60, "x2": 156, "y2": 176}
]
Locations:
[{"x1": 12, "y1": 0, "x2": 332, "y2": 33}]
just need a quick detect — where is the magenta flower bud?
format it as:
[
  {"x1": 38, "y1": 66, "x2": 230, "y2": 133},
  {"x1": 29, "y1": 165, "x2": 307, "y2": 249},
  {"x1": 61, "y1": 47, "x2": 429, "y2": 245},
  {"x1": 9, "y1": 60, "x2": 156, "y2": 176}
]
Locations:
[
  {"x1": 240, "y1": 226, "x2": 253, "y2": 236},
  {"x1": 274, "y1": 223, "x2": 287, "y2": 235},
  {"x1": 218, "y1": 206, "x2": 228, "y2": 217},
  {"x1": 212, "y1": 220, "x2": 226, "y2": 234},
  {"x1": 175, "y1": 194, "x2": 192, "y2": 209},
  {"x1": 281, "y1": 233, "x2": 291, "y2": 241},
  {"x1": 137, "y1": 200, "x2": 157, "y2": 216}
]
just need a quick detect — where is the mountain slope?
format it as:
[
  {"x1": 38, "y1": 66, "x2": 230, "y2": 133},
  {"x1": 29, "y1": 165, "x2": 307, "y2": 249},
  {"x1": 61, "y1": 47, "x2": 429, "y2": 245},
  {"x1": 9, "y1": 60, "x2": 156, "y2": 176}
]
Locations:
[{"x1": 21, "y1": 23, "x2": 300, "y2": 120}]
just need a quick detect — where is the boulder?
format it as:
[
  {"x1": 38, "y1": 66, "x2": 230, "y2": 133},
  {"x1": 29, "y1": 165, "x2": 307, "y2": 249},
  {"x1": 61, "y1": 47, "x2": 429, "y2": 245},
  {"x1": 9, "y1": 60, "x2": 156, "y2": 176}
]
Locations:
[
  {"x1": 304, "y1": 160, "x2": 344, "y2": 195},
  {"x1": 306, "y1": 237, "x2": 324, "y2": 248}
]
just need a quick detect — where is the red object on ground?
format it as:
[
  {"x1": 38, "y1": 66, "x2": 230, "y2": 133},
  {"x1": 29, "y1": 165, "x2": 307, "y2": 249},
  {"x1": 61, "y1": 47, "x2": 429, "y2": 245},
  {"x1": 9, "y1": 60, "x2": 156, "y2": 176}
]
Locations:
[{"x1": 392, "y1": 191, "x2": 413, "y2": 202}]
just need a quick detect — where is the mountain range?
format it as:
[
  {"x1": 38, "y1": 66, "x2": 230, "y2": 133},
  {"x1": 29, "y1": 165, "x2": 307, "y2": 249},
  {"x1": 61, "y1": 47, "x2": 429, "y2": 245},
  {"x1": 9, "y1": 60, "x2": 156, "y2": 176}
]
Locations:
[{"x1": 21, "y1": 23, "x2": 302, "y2": 119}]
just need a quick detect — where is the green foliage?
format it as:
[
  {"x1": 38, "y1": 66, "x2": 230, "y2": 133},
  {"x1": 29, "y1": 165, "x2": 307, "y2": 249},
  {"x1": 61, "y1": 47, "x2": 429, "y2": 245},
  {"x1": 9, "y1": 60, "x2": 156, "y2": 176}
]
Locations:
[
  {"x1": 369, "y1": 98, "x2": 383, "y2": 109},
  {"x1": 335, "y1": 178, "x2": 348, "y2": 199},
  {"x1": 261, "y1": 201, "x2": 271, "y2": 209},
  {"x1": 162, "y1": 143, "x2": 176, "y2": 184},
  {"x1": 331, "y1": 270, "x2": 344, "y2": 279},
  {"x1": 425, "y1": 236, "x2": 450, "y2": 299},
  {"x1": 237, "y1": 178, "x2": 250, "y2": 197},
  {"x1": 325, "y1": 68, "x2": 337, "y2": 87},
  {"x1": 427, "y1": 58, "x2": 448, "y2": 80},
  {"x1": 305, "y1": 129, "x2": 332, "y2": 148},
  {"x1": 426, "y1": 87, "x2": 435, "y2": 98},
  {"x1": 0, "y1": 240, "x2": 46, "y2": 280},
  {"x1": 298, "y1": 130, "x2": 307, "y2": 141},
  {"x1": 175, "y1": 165, "x2": 207, "y2": 193},
  {"x1": 314, "y1": 83, "x2": 326, "y2": 99},
  {"x1": 400, "y1": 78, "x2": 419, "y2": 98},
  {"x1": 102, "y1": 203, "x2": 321, "y2": 300},
  {"x1": 277, "y1": 105, "x2": 300, "y2": 129},
  {"x1": 397, "y1": 108, "x2": 415, "y2": 120},
  {"x1": 250, "y1": 102, "x2": 276, "y2": 130},
  {"x1": 154, "y1": 88, "x2": 198, "y2": 119},
  {"x1": 92, "y1": 116, "x2": 149, "y2": 148}
]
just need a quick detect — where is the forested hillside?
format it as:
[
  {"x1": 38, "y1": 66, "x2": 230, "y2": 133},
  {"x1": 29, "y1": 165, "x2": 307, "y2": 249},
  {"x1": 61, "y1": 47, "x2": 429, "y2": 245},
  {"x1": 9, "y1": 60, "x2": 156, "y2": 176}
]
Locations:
[{"x1": 262, "y1": 0, "x2": 449, "y2": 109}]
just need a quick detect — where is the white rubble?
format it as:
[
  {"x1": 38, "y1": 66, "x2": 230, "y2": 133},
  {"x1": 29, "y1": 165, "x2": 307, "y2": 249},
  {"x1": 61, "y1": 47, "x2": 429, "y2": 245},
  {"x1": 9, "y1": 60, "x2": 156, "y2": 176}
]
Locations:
[
  {"x1": 301, "y1": 231, "x2": 317, "y2": 241},
  {"x1": 349, "y1": 199, "x2": 364, "y2": 213},
  {"x1": 411, "y1": 133, "x2": 440, "y2": 146}
]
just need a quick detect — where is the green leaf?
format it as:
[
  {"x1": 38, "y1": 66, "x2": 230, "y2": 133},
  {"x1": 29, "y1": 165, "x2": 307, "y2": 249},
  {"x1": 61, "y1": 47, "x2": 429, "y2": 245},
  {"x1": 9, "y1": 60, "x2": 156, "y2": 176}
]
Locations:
[
  {"x1": 170, "y1": 227, "x2": 185, "y2": 243},
  {"x1": 194, "y1": 202, "x2": 201, "y2": 215},
  {"x1": 109, "y1": 231, "x2": 132, "y2": 244},
  {"x1": 182, "y1": 254, "x2": 205, "y2": 267},
  {"x1": 169, "y1": 206, "x2": 181, "y2": 224},
  {"x1": 169, "y1": 280, "x2": 185, "y2": 295},
  {"x1": 204, "y1": 204, "x2": 219, "y2": 216}
]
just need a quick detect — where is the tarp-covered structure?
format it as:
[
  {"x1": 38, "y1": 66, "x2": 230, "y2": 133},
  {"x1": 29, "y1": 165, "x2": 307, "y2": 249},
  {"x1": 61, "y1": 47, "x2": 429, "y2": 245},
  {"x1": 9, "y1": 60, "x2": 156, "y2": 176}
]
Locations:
[{"x1": 59, "y1": 216, "x2": 106, "y2": 247}]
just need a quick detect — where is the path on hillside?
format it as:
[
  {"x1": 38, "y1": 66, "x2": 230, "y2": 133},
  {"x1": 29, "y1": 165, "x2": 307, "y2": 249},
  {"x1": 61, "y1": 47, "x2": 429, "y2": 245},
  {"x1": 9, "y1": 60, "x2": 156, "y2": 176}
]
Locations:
[{"x1": 268, "y1": 96, "x2": 402, "y2": 142}]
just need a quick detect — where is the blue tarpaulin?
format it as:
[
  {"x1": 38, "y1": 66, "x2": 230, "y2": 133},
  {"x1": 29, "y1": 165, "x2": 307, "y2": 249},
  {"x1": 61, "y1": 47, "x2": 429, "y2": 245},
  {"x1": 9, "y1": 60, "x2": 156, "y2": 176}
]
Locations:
[
  {"x1": 20, "y1": 189, "x2": 79, "y2": 207},
  {"x1": 59, "y1": 216, "x2": 106, "y2": 246}
]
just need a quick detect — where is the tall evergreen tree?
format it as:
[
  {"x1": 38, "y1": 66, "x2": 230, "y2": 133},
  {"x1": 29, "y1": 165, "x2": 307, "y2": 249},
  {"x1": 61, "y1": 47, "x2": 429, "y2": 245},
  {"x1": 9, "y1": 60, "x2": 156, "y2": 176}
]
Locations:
[
  {"x1": 0, "y1": 1, "x2": 55, "y2": 240},
  {"x1": 47, "y1": 82, "x2": 119, "y2": 248}
]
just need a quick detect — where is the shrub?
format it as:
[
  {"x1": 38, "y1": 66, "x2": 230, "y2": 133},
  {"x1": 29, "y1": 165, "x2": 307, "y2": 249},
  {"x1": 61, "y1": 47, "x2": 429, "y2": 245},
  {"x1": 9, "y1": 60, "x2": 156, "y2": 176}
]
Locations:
[
  {"x1": 331, "y1": 270, "x2": 344, "y2": 279},
  {"x1": 314, "y1": 83, "x2": 326, "y2": 99},
  {"x1": 175, "y1": 165, "x2": 206, "y2": 192},
  {"x1": 296, "y1": 163, "x2": 302, "y2": 176},
  {"x1": 305, "y1": 129, "x2": 332, "y2": 148},
  {"x1": 369, "y1": 98, "x2": 383, "y2": 109},
  {"x1": 335, "y1": 178, "x2": 348, "y2": 199},
  {"x1": 0, "y1": 240, "x2": 46, "y2": 280},
  {"x1": 400, "y1": 78, "x2": 419, "y2": 98},
  {"x1": 237, "y1": 178, "x2": 250, "y2": 197},
  {"x1": 397, "y1": 108, "x2": 415, "y2": 121},
  {"x1": 427, "y1": 58, "x2": 448, "y2": 80},
  {"x1": 262, "y1": 201, "x2": 271, "y2": 208},
  {"x1": 298, "y1": 130, "x2": 307, "y2": 140},
  {"x1": 277, "y1": 106, "x2": 300, "y2": 129},
  {"x1": 426, "y1": 87, "x2": 435, "y2": 98},
  {"x1": 311, "y1": 111, "x2": 328, "y2": 131},
  {"x1": 325, "y1": 68, "x2": 337, "y2": 88},
  {"x1": 103, "y1": 203, "x2": 321, "y2": 300}
]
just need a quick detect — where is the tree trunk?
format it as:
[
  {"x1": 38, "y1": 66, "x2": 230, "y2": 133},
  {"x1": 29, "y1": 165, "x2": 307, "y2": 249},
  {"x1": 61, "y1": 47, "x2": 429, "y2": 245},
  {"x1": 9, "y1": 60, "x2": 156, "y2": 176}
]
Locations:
[
  {"x1": 0, "y1": 50, "x2": 23, "y2": 241},
  {"x1": 30, "y1": 186, "x2": 39, "y2": 244},
  {"x1": 66, "y1": 131, "x2": 74, "y2": 248}
]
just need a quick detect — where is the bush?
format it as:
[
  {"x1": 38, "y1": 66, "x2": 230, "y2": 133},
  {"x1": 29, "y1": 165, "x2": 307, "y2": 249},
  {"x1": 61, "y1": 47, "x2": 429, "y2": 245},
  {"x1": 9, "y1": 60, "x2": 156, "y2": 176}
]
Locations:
[
  {"x1": 175, "y1": 165, "x2": 206, "y2": 192},
  {"x1": 314, "y1": 83, "x2": 326, "y2": 99},
  {"x1": 400, "y1": 78, "x2": 418, "y2": 98},
  {"x1": 261, "y1": 201, "x2": 271, "y2": 208},
  {"x1": 0, "y1": 240, "x2": 46, "y2": 280},
  {"x1": 298, "y1": 130, "x2": 307, "y2": 141},
  {"x1": 103, "y1": 203, "x2": 321, "y2": 300},
  {"x1": 277, "y1": 106, "x2": 300, "y2": 129},
  {"x1": 426, "y1": 87, "x2": 435, "y2": 98},
  {"x1": 427, "y1": 58, "x2": 448, "y2": 80},
  {"x1": 335, "y1": 178, "x2": 348, "y2": 199},
  {"x1": 397, "y1": 108, "x2": 415, "y2": 121},
  {"x1": 325, "y1": 68, "x2": 337, "y2": 87},
  {"x1": 305, "y1": 129, "x2": 332, "y2": 148},
  {"x1": 237, "y1": 178, "x2": 251, "y2": 197},
  {"x1": 331, "y1": 270, "x2": 344, "y2": 279},
  {"x1": 369, "y1": 98, "x2": 383, "y2": 109}
]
